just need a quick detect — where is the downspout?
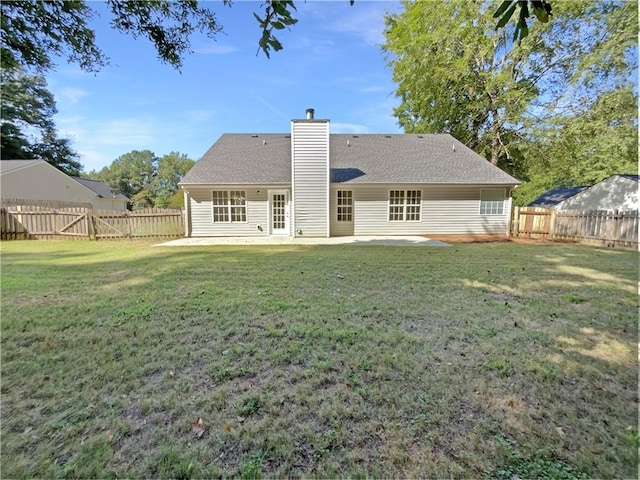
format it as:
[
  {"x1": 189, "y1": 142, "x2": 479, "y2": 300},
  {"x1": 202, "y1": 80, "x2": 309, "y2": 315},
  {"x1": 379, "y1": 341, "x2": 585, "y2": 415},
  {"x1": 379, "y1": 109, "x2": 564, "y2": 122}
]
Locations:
[
  {"x1": 183, "y1": 188, "x2": 191, "y2": 237},
  {"x1": 290, "y1": 121, "x2": 296, "y2": 237},
  {"x1": 506, "y1": 192, "x2": 513, "y2": 236},
  {"x1": 326, "y1": 125, "x2": 331, "y2": 238}
]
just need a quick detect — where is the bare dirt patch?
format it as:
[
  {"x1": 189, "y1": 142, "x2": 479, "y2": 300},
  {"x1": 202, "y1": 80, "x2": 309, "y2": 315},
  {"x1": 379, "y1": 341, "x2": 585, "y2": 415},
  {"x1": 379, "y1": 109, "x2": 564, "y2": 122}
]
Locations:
[{"x1": 423, "y1": 234, "x2": 554, "y2": 244}]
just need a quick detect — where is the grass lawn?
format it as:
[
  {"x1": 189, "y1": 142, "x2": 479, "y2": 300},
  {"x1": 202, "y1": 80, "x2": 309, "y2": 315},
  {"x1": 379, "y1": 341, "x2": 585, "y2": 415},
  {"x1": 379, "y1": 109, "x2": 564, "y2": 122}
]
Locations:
[{"x1": 1, "y1": 240, "x2": 637, "y2": 478}]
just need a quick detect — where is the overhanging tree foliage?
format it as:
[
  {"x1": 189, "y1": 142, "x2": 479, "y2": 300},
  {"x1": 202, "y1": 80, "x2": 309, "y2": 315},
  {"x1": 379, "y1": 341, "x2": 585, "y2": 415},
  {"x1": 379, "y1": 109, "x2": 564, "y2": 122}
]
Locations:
[
  {"x1": 0, "y1": 0, "x2": 306, "y2": 175},
  {"x1": 383, "y1": 0, "x2": 638, "y2": 202},
  {"x1": 0, "y1": 0, "x2": 307, "y2": 73},
  {"x1": 0, "y1": 0, "x2": 554, "y2": 73},
  {"x1": 494, "y1": 0, "x2": 552, "y2": 41},
  {"x1": 0, "y1": 67, "x2": 82, "y2": 175},
  {"x1": 382, "y1": 1, "x2": 543, "y2": 169}
]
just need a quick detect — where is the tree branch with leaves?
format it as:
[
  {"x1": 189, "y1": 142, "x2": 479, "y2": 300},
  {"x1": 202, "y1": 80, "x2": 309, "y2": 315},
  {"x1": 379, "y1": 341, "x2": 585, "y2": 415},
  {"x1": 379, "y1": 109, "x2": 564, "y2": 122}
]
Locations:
[{"x1": 494, "y1": 0, "x2": 552, "y2": 42}]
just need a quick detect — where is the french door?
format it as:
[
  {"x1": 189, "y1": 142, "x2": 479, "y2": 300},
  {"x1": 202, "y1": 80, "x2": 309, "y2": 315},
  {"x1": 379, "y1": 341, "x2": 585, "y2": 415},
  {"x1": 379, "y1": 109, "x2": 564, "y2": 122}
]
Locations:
[{"x1": 270, "y1": 190, "x2": 289, "y2": 235}]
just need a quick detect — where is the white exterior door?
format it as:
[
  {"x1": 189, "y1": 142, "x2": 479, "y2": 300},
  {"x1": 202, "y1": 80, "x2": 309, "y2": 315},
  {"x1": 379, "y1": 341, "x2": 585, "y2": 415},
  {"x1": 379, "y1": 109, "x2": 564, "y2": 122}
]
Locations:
[{"x1": 270, "y1": 190, "x2": 290, "y2": 235}]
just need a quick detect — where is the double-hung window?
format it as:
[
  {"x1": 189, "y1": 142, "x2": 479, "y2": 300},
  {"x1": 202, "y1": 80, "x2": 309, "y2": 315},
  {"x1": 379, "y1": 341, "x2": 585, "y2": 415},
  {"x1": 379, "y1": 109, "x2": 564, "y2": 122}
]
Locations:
[
  {"x1": 212, "y1": 190, "x2": 247, "y2": 222},
  {"x1": 388, "y1": 190, "x2": 421, "y2": 221},
  {"x1": 336, "y1": 190, "x2": 353, "y2": 222},
  {"x1": 480, "y1": 189, "x2": 505, "y2": 215}
]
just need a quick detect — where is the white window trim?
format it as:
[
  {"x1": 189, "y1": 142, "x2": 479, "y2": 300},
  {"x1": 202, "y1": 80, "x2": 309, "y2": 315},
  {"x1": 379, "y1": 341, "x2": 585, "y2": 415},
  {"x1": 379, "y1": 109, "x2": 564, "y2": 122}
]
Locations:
[
  {"x1": 388, "y1": 189, "x2": 422, "y2": 222},
  {"x1": 479, "y1": 188, "x2": 506, "y2": 216},
  {"x1": 336, "y1": 190, "x2": 353, "y2": 222},
  {"x1": 211, "y1": 190, "x2": 248, "y2": 223}
]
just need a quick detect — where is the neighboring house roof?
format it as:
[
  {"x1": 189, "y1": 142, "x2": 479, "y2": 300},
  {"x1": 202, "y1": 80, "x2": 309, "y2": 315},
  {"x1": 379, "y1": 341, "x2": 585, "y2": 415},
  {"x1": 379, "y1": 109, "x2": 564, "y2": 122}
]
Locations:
[
  {"x1": 72, "y1": 177, "x2": 129, "y2": 200},
  {"x1": 181, "y1": 133, "x2": 520, "y2": 185},
  {"x1": 1, "y1": 159, "x2": 129, "y2": 201},
  {"x1": 0, "y1": 159, "x2": 42, "y2": 174},
  {"x1": 528, "y1": 186, "x2": 589, "y2": 208},
  {"x1": 617, "y1": 174, "x2": 639, "y2": 182}
]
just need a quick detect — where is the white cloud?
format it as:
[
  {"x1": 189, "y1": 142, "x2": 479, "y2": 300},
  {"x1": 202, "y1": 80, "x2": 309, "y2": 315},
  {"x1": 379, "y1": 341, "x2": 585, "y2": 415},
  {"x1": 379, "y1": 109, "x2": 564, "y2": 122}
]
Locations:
[
  {"x1": 100, "y1": 117, "x2": 156, "y2": 146},
  {"x1": 181, "y1": 109, "x2": 217, "y2": 124},
  {"x1": 310, "y1": 1, "x2": 400, "y2": 46},
  {"x1": 56, "y1": 87, "x2": 90, "y2": 105},
  {"x1": 193, "y1": 44, "x2": 239, "y2": 55},
  {"x1": 249, "y1": 91, "x2": 290, "y2": 120},
  {"x1": 291, "y1": 35, "x2": 337, "y2": 56},
  {"x1": 331, "y1": 122, "x2": 370, "y2": 134},
  {"x1": 56, "y1": 115, "x2": 86, "y2": 128},
  {"x1": 77, "y1": 149, "x2": 116, "y2": 173},
  {"x1": 361, "y1": 85, "x2": 389, "y2": 93},
  {"x1": 55, "y1": 114, "x2": 161, "y2": 170}
]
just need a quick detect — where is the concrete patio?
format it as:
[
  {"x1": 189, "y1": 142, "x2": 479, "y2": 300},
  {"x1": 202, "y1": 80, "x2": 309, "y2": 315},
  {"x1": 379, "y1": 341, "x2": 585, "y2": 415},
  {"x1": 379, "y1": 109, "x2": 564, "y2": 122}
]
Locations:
[{"x1": 156, "y1": 235, "x2": 451, "y2": 247}]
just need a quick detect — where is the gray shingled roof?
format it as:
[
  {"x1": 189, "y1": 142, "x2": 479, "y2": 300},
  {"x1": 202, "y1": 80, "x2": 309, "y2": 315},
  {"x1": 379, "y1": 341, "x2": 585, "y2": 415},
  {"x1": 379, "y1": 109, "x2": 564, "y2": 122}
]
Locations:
[
  {"x1": 528, "y1": 186, "x2": 589, "y2": 208},
  {"x1": 617, "y1": 174, "x2": 639, "y2": 182},
  {"x1": 180, "y1": 133, "x2": 520, "y2": 185},
  {"x1": 72, "y1": 177, "x2": 129, "y2": 200},
  {"x1": 182, "y1": 134, "x2": 291, "y2": 185}
]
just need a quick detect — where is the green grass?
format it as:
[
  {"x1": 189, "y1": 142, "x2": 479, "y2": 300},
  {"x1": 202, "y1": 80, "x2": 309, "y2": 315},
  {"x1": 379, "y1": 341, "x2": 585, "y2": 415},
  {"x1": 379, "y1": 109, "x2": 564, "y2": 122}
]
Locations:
[{"x1": 1, "y1": 240, "x2": 637, "y2": 478}]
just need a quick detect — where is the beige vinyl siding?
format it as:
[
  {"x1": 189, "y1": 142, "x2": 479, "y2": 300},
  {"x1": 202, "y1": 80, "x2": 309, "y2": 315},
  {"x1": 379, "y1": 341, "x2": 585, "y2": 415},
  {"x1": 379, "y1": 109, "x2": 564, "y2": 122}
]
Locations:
[
  {"x1": 348, "y1": 184, "x2": 511, "y2": 235},
  {"x1": 556, "y1": 175, "x2": 639, "y2": 212},
  {"x1": 421, "y1": 185, "x2": 511, "y2": 234},
  {"x1": 292, "y1": 121, "x2": 329, "y2": 237},
  {"x1": 93, "y1": 197, "x2": 128, "y2": 210},
  {"x1": 187, "y1": 186, "x2": 270, "y2": 236}
]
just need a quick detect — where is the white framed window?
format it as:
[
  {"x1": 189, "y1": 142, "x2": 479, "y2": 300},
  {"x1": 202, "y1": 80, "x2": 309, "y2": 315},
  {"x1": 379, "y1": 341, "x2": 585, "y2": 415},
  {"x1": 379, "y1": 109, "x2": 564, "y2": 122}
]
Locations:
[
  {"x1": 212, "y1": 190, "x2": 247, "y2": 222},
  {"x1": 480, "y1": 189, "x2": 505, "y2": 215},
  {"x1": 388, "y1": 190, "x2": 421, "y2": 221},
  {"x1": 406, "y1": 190, "x2": 421, "y2": 221},
  {"x1": 337, "y1": 190, "x2": 353, "y2": 222}
]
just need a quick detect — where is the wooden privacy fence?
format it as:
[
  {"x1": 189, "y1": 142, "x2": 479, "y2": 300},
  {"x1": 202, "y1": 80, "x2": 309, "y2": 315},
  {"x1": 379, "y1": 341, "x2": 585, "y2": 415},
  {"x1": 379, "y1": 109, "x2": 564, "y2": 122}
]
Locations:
[
  {"x1": 511, "y1": 206, "x2": 638, "y2": 248},
  {"x1": 1, "y1": 203, "x2": 184, "y2": 240}
]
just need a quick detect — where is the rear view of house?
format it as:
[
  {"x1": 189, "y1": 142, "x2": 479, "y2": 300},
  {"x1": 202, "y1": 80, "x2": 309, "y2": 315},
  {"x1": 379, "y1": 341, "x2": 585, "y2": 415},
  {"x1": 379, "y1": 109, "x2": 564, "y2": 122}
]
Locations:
[{"x1": 179, "y1": 109, "x2": 520, "y2": 238}]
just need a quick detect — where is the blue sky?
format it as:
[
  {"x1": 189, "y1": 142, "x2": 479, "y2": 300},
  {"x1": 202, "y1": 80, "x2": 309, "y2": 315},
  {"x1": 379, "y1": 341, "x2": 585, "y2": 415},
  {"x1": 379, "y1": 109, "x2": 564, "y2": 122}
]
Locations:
[{"x1": 45, "y1": 1, "x2": 403, "y2": 173}]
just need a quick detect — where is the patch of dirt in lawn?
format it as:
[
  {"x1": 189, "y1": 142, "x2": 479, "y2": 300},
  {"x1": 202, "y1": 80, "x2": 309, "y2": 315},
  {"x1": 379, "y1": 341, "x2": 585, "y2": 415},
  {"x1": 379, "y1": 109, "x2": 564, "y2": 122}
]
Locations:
[
  {"x1": 424, "y1": 234, "x2": 555, "y2": 244},
  {"x1": 488, "y1": 291, "x2": 521, "y2": 305},
  {"x1": 112, "y1": 402, "x2": 156, "y2": 472}
]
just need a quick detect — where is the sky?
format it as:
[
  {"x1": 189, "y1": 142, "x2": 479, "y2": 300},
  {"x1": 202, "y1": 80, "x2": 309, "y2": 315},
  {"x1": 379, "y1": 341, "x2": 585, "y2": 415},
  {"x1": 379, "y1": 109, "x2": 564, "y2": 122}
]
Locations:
[{"x1": 45, "y1": 1, "x2": 404, "y2": 173}]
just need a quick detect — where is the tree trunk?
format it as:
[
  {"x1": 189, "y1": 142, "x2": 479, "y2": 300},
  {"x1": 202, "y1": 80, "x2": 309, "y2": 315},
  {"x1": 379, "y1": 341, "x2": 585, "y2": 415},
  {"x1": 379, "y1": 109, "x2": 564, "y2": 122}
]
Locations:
[{"x1": 490, "y1": 108, "x2": 500, "y2": 165}]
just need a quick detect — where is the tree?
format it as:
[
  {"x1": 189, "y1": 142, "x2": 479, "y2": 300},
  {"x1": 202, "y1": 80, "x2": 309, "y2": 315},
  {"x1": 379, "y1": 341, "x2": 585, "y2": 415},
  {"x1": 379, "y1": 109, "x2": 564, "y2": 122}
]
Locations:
[
  {"x1": 91, "y1": 150, "x2": 156, "y2": 207},
  {"x1": 382, "y1": 1, "x2": 543, "y2": 170},
  {"x1": 0, "y1": 67, "x2": 82, "y2": 175},
  {"x1": 153, "y1": 152, "x2": 195, "y2": 208},
  {"x1": 31, "y1": 132, "x2": 83, "y2": 177},
  {"x1": 383, "y1": 1, "x2": 638, "y2": 193},
  {"x1": 1, "y1": 1, "x2": 104, "y2": 73},
  {"x1": 0, "y1": 0, "x2": 303, "y2": 73},
  {"x1": 511, "y1": 1, "x2": 638, "y2": 204},
  {"x1": 89, "y1": 150, "x2": 194, "y2": 209},
  {"x1": 512, "y1": 84, "x2": 638, "y2": 206}
]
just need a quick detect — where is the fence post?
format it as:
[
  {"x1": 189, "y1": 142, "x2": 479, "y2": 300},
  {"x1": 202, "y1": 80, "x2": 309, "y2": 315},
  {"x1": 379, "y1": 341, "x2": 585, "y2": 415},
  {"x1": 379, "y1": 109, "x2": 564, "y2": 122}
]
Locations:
[
  {"x1": 549, "y1": 209, "x2": 556, "y2": 240},
  {"x1": 511, "y1": 206, "x2": 520, "y2": 237},
  {"x1": 127, "y1": 210, "x2": 133, "y2": 238},
  {"x1": 611, "y1": 210, "x2": 620, "y2": 247}
]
